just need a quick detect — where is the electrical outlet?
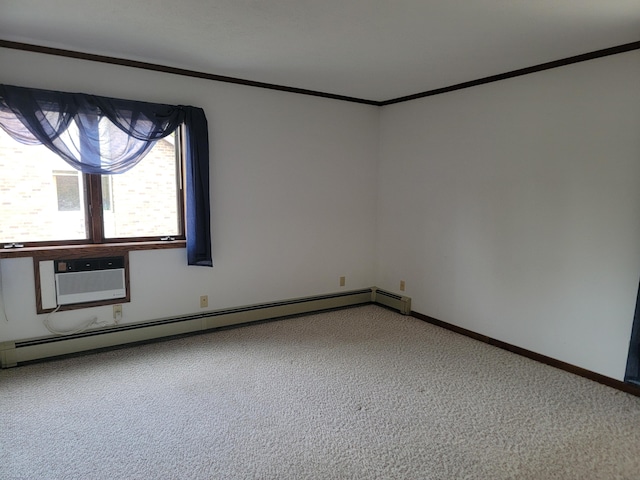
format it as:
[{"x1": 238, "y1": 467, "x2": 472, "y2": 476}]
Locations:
[
  {"x1": 339, "y1": 276, "x2": 346, "y2": 287},
  {"x1": 200, "y1": 295, "x2": 208, "y2": 308},
  {"x1": 113, "y1": 304, "x2": 122, "y2": 321},
  {"x1": 400, "y1": 280, "x2": 406, "y2": 292}
]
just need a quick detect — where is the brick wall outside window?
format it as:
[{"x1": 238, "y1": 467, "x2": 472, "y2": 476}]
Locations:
[{"x1": 0, "y1": 128, "x2": 180, "y2": 243}]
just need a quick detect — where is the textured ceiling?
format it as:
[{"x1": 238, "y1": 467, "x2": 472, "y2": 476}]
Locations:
[{"x1": 1, "y1": 0, "x2": 638, "y2": 101}]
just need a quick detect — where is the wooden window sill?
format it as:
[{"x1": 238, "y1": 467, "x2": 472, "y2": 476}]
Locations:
[{"x1": 0, "y1": 240, "x2": 186, "y2": 260}]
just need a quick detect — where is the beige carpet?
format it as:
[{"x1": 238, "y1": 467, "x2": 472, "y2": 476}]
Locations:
[{"x1": 1, "y1": 305, "x2": 639, "y2": 479}]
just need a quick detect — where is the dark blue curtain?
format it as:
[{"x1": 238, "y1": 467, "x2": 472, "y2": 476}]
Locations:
[
  {"x1": 0, "y1": 84, "x2": 212, "y2": 266},
  {"x1": 625, "y1": 284, "x2": 640, "y2": 386}
]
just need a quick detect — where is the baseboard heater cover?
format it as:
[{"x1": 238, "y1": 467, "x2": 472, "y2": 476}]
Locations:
[
  {"x1": 0, "y1": 287, "x2": 411, "y2": 368},
  {"x1": 371, "y1": 287, "x2": 411, "y2": 315}
]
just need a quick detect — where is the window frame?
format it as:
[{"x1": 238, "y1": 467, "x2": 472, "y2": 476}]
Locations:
[
  {"x1": 0, "y1": 125, "x2": 187, "y2": 253},
  {"x1": 0, "y1": 83, "x2": 211, "y2": 268},
  {"x1": 33, "y1": 251, "x2": 132, "y2": 314}
]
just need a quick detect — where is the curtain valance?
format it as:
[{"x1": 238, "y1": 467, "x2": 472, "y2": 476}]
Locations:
[{"x1": 0, "y1": 84, "x2": 212, "y2": 267}]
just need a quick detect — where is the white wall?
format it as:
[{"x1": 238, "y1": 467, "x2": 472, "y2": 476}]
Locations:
[
  {"x1": 377, "y1": 50, "x2": 640, "y2": 380},
  {"x1": 0, "y1": 47, "x2": 379, "y2": 341},
  {"x1": 2, "y1": 46, "x2": 639, "y2": 382}
]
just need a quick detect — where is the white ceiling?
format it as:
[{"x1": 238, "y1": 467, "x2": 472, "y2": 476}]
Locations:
[{"x1": 1, "y1": 0, "x2": 638, "y2": 101}]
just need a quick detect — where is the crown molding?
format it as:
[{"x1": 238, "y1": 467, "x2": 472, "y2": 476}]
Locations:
[{"x1": 1, "y1": 38, "x2": 638, "y2": 106}]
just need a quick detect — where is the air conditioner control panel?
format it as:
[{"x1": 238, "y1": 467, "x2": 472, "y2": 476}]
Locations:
[{"x1": 55, "y1": 256, "x2": 125, "y2": 273}]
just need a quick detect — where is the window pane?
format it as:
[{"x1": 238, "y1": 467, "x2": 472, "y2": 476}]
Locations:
[
  {"x1": 55, "y1": 172, "x2": 81, "y2": 211},
  {"x1": 103, "y1": 133, "x2": 180, "y2": 238},
  {"x1": 0, "y1": 129, "x2": 88, "y2": 243},
  {"x1": 101, "y1": 175, "x2": 112, "y2": 211}
]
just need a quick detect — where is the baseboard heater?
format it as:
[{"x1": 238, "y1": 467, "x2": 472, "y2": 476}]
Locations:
[
  {"x1": 371, "y1": 287, "x2": 412, "y2": 315},
  {"x1": 0, "y1": 287, "x2": 411, "y2": 368}
]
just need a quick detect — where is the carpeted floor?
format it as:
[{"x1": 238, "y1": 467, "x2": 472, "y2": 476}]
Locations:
[{"x1": 1, "y1": 305, "x2": 639, "y2": 479}]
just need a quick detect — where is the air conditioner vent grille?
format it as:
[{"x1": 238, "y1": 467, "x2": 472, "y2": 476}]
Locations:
[
  {"x1": 55, "y1": 269, "x2": 126, "y2": 305},
  {"x1": 57, "y1": 270, "x2": 124, "y2": 296}
]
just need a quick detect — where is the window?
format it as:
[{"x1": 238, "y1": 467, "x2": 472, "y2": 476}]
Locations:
[
  {"x1": 0, "y1": 84, "x2": 211, "y2": 267},
  {"x1": 0, "y1": 128, "x2": 184, "y2": 245},
  {"x1": 54, "y1": 170, "x2": 82, "y2": 211}
]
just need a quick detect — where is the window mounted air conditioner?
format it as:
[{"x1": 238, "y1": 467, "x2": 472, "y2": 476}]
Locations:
[{"x1": 54, "y1": 257, "x2": 126, "y2": 305}]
